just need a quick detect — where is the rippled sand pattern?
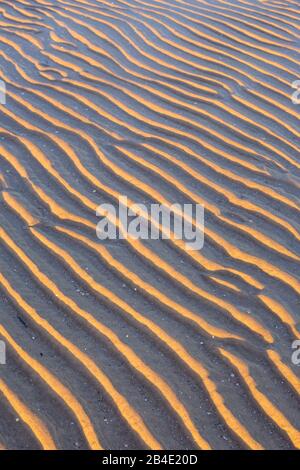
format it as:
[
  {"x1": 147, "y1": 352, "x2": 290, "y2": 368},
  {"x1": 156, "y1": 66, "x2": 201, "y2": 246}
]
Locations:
[{"x1": 0, "y1": 0, "x2": 299, "y2": 450}]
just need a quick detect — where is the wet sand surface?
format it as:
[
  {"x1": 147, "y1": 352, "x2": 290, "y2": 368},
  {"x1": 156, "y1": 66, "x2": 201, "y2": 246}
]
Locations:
[{"x1": 0, "y1": 0, "x2": 300, "y2": 450}]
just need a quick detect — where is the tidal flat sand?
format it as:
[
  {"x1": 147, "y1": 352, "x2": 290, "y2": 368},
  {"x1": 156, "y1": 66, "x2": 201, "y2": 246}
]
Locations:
[{"x1": 0, "y1": 0, "x2": 299, "y2": 450}]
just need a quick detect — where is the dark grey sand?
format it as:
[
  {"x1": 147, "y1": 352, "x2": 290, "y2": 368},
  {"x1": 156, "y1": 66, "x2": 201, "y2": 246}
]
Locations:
[{"x1": 0, "y1": 0, "x2": 299, "y2": 450}]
